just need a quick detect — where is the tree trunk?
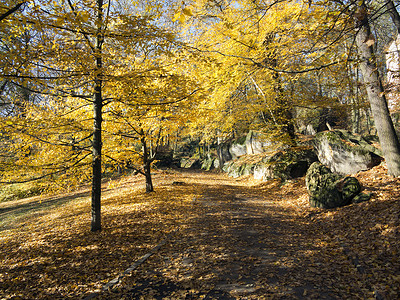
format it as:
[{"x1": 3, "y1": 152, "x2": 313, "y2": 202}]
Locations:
[
  {"x1": 144, "y1": 161, "x2": 153, "y2": 193},
  {"x1": 355, "y1": 1, "x2": 400, "y2": 176},
  {"x1": 272, "y1": 63, "x2": 295, "y2": 144},
  {"x1": 91, "y1": 0, "x2": 104, "y2": 232},
  {"x1": 141, "y1": 133, "x2": 154, "y2": 193},
  {"x1": 386, "y1": 0, "x2": 400, "y2": 34}
]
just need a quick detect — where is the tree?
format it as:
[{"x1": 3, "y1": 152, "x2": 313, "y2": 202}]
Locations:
[
  {"x1": 105, "y1": 52, "x2": 202, "y2": 192},
  {"x1": 180, "y1": 0, "x2": 351, "y2": 145},
  {"x1": 354, "y1": 0, "x2": 400, "y2": 176},
  {"x1": 0, "y1": 0, "x2": 186, "y2": 231}
]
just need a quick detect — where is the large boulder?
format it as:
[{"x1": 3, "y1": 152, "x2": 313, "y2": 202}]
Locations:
[
  {"x1": 229, "y1": 132, "x2": 277, "y2": 159},
  {"x1": 254, "y1": 147, "x2": 318, "y2": 181},
  {"x1": 217, "y1": 143, "x2": 232, "y2": 168},
  {"x1": 180, "y1": 157, "x2": 201, "y2": 169},
  {"x1": 201, "y1": 156, "x2": 216, "y2": 171},
  {"x1": 224, "y1": 146, "x2": 317, "y2": 181},
  {"x1": 313, "y1": 130, "x2": 383, "y2": 175},
  {"x1": 306, "y1": 162, "x2": 370, "y2": 208}
]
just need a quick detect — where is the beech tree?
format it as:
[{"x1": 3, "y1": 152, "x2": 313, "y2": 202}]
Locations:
[
  {"x1": 354, "y1": 0, "x2": 400, "y2": 176},
  {"x1": 105, "y1": 53, "x2": 201, "y2": 192},
  {"x1": 179, "y1": 0, "x2": 351, "y2": 145},
  {"x1": 0, "y1": 0, "x2": 188, "y2": 231}
]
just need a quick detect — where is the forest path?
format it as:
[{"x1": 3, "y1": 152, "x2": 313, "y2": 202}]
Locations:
[
  {"x1": 2, "y1": 169, "x2": 396, "y2": 299},
  {"x1": 100, "y1": 171, "x2": 371, "y2": 299}
]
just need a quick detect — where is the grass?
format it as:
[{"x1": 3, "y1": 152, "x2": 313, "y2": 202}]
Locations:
[{"x1": 0, "y1": 182, "x2": 45, "y2": 203}]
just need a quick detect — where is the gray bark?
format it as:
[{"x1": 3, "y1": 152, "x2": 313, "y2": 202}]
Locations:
[
  {"x1": 355, "y1": 1, "x2": 400, "y2": 176},
  {"x1": 386, "y1": 0, "x2": 400, "y2": 34}
]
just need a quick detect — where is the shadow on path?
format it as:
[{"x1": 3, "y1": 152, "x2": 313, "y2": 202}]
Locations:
[{"x1": 105, "y1": 180, "x2": 368, "y2": 300}]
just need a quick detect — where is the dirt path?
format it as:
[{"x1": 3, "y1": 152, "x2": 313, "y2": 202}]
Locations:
[
  {"x1": 2, "y1": 169, "x2": 398, "y2": 299},
  {"x1": 99, "y1": 174, "x2": 372, "y2": 299}
]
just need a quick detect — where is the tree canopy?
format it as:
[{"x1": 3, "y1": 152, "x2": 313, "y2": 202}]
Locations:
[{"x1": 2, "y1": 0, "x2": 400, "y2": 229}]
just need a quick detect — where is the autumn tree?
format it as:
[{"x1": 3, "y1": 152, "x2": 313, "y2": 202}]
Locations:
[
  {"x1": 353, "y1": 0, "x2": 400, "y2": 176},
  {"x1": 0, "y1": 1, "x2": 26, "y2": 22},
  {"x1": 0, "y1": 0, "x2": 189, "y2": 231},
  {"x1": 178, "y1": 0, "x2": 352, "y2": 147},
  {"x1": 104, "y1": 52, "x2": 201, "y2": 192}
]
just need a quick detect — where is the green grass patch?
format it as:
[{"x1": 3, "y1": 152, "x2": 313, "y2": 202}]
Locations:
[{"x1": 0, "y1": 182, "x2": 45, "y2": 203}]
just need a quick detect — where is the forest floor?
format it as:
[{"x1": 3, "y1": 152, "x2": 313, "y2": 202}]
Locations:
[{"x1": 0, "y1": 165, "x2": 399, "y2": 299}]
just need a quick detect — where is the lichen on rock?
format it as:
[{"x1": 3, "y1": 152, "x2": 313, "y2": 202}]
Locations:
[{"x1": 306, "y1": 162, "x2": 371, "y2": 208}]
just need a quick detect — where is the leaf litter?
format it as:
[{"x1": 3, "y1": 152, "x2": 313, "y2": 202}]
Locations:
[{"x1": 0, "y1": 166, "x2": 399, "y2": 299}]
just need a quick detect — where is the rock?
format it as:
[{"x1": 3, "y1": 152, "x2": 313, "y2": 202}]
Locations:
[
  {"x1": 217, "y1": 144, "x2": 232, "y2": 168},
  {"x1": 351, "y1": 192, "x2": 372, "y2": 203},
  {"x1": 201, "y1": 156, "x2": 215, "y2": 171},
  {"x1": 214, "y1": 159, "x2": 220, "y2": 169},
  {"x1": 306, "y1": 162, "x2": 345, "y2": 208},
  {"x1": 306, "y1": 162, "x2": 368, "y2": 208},
  {"x1": 254, "y1": 147, "x2": 318, "y2": 181},
  {"x1": 223, "y1": 160, "x2": 253, "y2": 178},
  {"x1": 229, "y1": 141, "x2": 247, "y2": 159},
  {"x1": 340, "y1": 177, "x2": 361, "y2": 203},
  {"x1": 224, "y1": 146, "x2": 317, "y2": 181},
  {"x1": 180, "y1": 157, "x2": 200, "y2": 169},
  {"x1": 313, "y1": 130, "x2": 383, "y2": 175},
  {"x1": 245, "y1": 131, "x2": 275, "y2": 154},
  {"x1": 229, "y1": 136, "x2": 247, "y2": 159}
]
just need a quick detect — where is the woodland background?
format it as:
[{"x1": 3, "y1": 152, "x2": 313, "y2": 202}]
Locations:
[
  {"x1": 3, "y1": 0, "x2": 400, "y2": 230},
  {"x1": 1, "y1": 0, "x2": 400, "y2": 298}
]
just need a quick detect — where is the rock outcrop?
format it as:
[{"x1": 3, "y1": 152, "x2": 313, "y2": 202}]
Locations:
[
  {"x1": 253, "y1": 147, "x2": 318, "y2": 181},
  {"x1": 223, "y1": 146, "x2": 318, "y2": 181},
  {"x1": 229, "y1": 131, "x2": 277, "y2": 159},
  {"x1": 313, "y1": 130, "x2": 383, "y2": 175},
  {"x1": 305, "y1": 162, "x2": 371, "y2": 208}
]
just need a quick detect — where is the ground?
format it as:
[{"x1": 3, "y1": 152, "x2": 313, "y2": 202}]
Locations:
[{"x1": 0, "y1": 165, "x2": 399, "y2": 299}]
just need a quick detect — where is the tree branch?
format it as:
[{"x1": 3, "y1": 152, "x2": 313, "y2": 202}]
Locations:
[{"x1": 0, "y1": 2, "x2": 25, "y2": 22}]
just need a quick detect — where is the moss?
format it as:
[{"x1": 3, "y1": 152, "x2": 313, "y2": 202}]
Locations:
[
  {"x1": 234, "y1": 135, "x2": 247, "y2": 145},
  {"x1": 315, "y1": 130, "x2": 382, "y2": 157}
]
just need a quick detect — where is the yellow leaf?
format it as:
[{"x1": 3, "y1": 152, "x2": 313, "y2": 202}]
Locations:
[
  {"x1": 179, "y1": 13, "x2": 186, "y2": 24},
  {"x1": 182, "y1": 7, "x2": 193, "y2": 16},
  {"x1": 79, "y1": 11, "x2": 90, "y2": 22},
  {"x1": 172, "y1": 12, "x2": 181, "y2": 22}
]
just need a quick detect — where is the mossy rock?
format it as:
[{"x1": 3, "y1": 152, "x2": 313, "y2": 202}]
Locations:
[
  {"x1": 180, "y1": 157, "x2": 200, "y2": 169},
  {"x1": 341, "y1": 177, "x2": 361, "y2": 203},
  {"x1": 313, "y1": 130, "x2": 383, "y2": 175},
  {"x1": 201, "y1": 157, "x2": 215, "y2": 171},
  {"x1": 351, "y1": 192, "x2": 372, "y2": 203},
  {"x1": 306, "y1": 163, "x2": 345, "y2": 208},
  {"x1": 306, "y1": 162, "x2": 368, "y2": 208},
  {"x1": 254, "y1": 147, "x2": 318, "y2": 181}
]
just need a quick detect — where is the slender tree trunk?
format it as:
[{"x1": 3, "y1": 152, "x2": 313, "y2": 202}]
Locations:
[
  {"x1": 144, "y1": 161, "x2": 153, "y2": 193},
  {"x1": 355, "y1": 1, "x2": 400, "y2": 176},
  {"x1": 91, "y1": 0, "x2": 104, "y2": 231},
  {"x1": 141, "y1": 133, "x2": 154, "y2": 193},
  {"x1": 272, "y1": 62, "x2": 295, "y2": 144}
]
